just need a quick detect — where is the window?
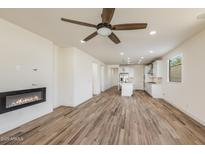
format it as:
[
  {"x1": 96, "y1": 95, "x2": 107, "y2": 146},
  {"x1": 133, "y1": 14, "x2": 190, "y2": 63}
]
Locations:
[{"x1": 169, "y1": 55, "x2": 182, "y2": 82}]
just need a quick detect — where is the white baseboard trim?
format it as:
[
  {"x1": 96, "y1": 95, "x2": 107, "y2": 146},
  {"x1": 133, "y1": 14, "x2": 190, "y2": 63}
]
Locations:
[{"x1": 163, "y1": 99, "x2": 205, "y2": 126}]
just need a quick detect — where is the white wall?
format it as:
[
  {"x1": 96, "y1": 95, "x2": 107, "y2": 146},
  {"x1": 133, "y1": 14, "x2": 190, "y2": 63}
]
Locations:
[
  {"x1": 57, "y1": 47, "x2": 107, "y2": 107},
  {"x1": 104, "y1": 65, "x2": 119, "y2": 88},
  {"x1": 161, "y1": 29, "x2": 205, "y2": 125},
  {"x1": 100, "y1": 66, "x2": 105, "y2": 92},
  {"x1": 133, "y1": 65, "x2": 145, "y2": 90},
  {"x1": 92, "y1": 63, "x2": 99, "y2": 95},
  {"x1": 73, "y1": 48, "x2": 103, "y2": 105},
  {"x1": 103, "y1": 66, "x2": 112, "y2": 90},
  {"x1": 111, "y1": 68, "x2": 119, "y2": 86},
  {"x1": 57, "y1": 48, "x2": 75, "y2": 107},
  {"x1": 0, "y1": 18, "x2": 55, "y2": 133},
  {"x1": 53, "y1": 45, "x2": 61, "y2": 108}
]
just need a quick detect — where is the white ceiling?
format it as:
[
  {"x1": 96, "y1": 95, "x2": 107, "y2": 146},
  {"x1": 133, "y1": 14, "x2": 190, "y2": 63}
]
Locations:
[{"x1": 0, "y1": 8, "x2": 205, "y2": 64}]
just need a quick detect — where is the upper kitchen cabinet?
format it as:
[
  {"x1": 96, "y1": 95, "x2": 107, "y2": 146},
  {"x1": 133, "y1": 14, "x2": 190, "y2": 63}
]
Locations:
[
  {"x1": 152, "y1": 60, "x2": 162, "y2": 77},
  {"x1": 144, "y1": 64, "x2": 153, "y2": 75}
]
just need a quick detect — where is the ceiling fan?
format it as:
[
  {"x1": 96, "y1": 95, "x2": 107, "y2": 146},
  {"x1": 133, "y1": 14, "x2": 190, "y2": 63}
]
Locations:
[{"x1": 61, "y1": 8, "x2": 148, "y2": 44}]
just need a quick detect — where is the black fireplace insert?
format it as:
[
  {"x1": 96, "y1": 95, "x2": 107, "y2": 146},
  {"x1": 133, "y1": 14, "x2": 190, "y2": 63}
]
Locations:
[{"x1": 0, "y1": 87, "x2": 46, "y2": 114}]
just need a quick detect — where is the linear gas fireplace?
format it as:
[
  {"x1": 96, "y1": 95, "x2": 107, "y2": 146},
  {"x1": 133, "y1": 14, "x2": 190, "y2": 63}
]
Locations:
[{"x1": 0, "y1": 87, "x2": 46, "y2": 114}]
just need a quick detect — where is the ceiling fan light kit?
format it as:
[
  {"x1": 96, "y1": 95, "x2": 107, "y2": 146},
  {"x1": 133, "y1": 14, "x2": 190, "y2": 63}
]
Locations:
[
  {"x1": 97, "y1": 27, "x2": 112, "y2": 36},
  {"x1": 97, "y1": 23, "x2": 112, "y2": 36},
  {"x1": 61, "y1": 8, "x2": 148, "y2": 44}
]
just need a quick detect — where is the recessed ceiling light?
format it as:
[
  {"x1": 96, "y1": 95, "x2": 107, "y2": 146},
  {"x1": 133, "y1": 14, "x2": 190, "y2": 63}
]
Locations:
[
  {"x1": 149, "y1": 30, "x2": 157, "y2": 35},
  {"x1": 149, "y1": 50, "x2": 154, "y2": 54},
  {"x1": 140, "y1": 56, "x2": 144, "y2": 59},
  {"x1": 128, "y1": 57, "x2": 130, "y2": 59},
  {"x1": 120, "y1": 52, "x2": 124, "y2": 56},
  {"x1": 80, "y1": 40, "x2": 85, "y2": 43}
]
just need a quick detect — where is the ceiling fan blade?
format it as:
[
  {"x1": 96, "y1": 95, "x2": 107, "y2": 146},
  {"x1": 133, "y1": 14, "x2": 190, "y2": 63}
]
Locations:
[
  {"x1": 101, "y1": 8, "x2": 115, "y2": 23},
  {"x1": 83, "y1": 31, "x2": 98, "y2": 42},
  {"x1": 108, "y1": 32, "x2": 120, "y2": 44},
  {"x1": 61, "y1": 18, "x2": 97, "y2": 28},
  {"x1": 112, "y1": 23, "x2": 147, "y2": 30}
]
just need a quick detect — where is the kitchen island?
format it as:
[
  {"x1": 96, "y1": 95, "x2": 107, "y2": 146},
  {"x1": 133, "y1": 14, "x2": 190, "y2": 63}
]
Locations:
[{"x1": 120, "y1": 82, "x2": 133, "y2": 96}]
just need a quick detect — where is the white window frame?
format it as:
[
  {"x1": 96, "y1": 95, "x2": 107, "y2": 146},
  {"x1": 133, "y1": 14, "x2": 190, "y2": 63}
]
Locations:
[{"x1": 167, "y1": 54, "x2": 183, "y2": 84}]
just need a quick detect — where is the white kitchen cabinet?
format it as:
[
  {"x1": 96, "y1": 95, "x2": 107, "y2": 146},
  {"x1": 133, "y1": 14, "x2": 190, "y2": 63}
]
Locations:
[
  {"x1": 151, "y1": 84, "x2": 162, "y2": 98},
  {"x1": 153, "y1": 60, "x2": 162, "y2": 77},
  {"x1": 144, "y1": 64, "x2": 152, "y2": 75},
  {"x1": 145, "y1": 83, "x2": 162, "y2": 98},
  {"x1": 145, "y1": 83, "x2": 152, "y2": 95}
]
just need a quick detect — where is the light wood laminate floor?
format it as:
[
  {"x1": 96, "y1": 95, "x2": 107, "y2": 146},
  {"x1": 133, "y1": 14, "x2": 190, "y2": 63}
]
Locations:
[{"x1": 0, "y1": 87, "x2": 205, "y2": 145}]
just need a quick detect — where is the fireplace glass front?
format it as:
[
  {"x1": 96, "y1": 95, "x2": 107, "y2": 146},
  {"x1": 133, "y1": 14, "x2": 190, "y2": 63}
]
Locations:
[{"x1": 6, "y1": 91, "x2": 43, "y2": 109}]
